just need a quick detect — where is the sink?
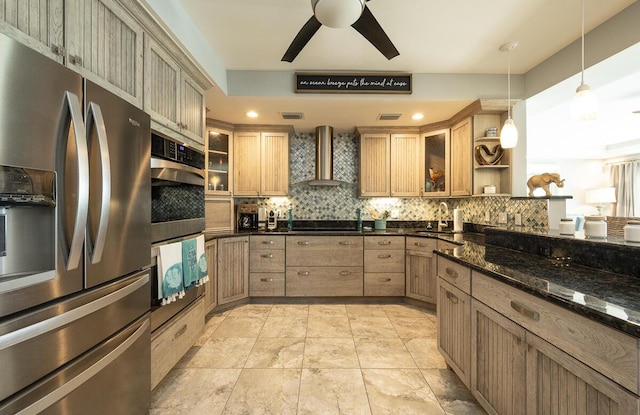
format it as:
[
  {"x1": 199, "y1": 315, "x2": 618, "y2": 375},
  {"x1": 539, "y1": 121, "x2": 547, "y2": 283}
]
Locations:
[{"x1": 414, "y1": 229, "x2": 456, "y2": 234}]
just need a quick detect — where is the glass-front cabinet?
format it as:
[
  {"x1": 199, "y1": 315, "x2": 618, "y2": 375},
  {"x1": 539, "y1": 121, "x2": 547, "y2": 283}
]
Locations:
[
  {"x1": 421, "y1": 128, "x2": 450, "y2": 197},
  {"x1": 206, "y1": 128, "x2": 232, "y2": 195}
]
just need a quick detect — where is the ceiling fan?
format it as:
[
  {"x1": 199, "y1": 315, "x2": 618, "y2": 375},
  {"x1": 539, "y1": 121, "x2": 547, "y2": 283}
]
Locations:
[{"x1": 281, "y1": 0, "x2": 399, "y2": 62}]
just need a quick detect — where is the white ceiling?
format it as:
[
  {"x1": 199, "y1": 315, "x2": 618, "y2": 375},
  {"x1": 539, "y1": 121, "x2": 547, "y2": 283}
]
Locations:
[{"x1": 145, "y1": 0, "x2": 640, "y2": 157}]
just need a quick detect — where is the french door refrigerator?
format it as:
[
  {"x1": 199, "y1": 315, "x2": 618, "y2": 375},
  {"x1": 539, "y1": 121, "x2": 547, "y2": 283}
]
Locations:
[{"x1": 0, "y1": 33, "x2": 151, "y2": 414}]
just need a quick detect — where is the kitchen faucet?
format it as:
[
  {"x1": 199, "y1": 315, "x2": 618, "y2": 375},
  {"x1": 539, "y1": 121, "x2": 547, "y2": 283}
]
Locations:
[{"x1": 438, "y1": 202, "x2": 449, "y2": 231}]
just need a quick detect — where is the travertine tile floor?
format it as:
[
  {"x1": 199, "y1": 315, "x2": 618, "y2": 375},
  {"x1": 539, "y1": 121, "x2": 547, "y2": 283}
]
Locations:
[{"x1": 150, "y1": 303, "x2": 487, "y2": 415}]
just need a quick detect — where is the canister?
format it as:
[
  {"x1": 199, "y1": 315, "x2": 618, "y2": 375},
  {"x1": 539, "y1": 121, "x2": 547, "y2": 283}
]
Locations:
[
  {"x1": 624, "y1": 221, "x2": 640, "y2": 243},
  {"x1": 584, "y1": 216, "x2": 607, "y2": 239},
  {"x1": 558, "y1": 218, "x2": 575, "y2": 235}
]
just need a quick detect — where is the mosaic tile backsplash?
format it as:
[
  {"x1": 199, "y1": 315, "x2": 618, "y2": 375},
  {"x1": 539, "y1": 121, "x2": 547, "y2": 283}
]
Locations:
[{"x1": 237, "y1": 132, "x2": 549, "y2": 228}]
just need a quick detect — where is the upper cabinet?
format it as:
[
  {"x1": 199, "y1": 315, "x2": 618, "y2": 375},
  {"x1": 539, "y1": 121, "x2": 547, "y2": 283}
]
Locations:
[
  {"x1": 206, "y1": 126, "x2": 233, "y2": 195},
  {"x1": 358, "y1": 130, "x2": 420, "y2": 197},
  {"x1": 421, "y1": 128, "x2": 450, "y2": 197},
  {"x1": 234, "y1": 129, "x2": 289, "y2": 197},
  {"x1": 472, "y1": 114, "x2": 512, "y2": 196},
  {"x1": 66, "y1": 0, "x2": 144, "y2": 107},
  {"x1": 450, "y1": 118, "x2": 473, "y2": 197},
  {"x1": 0, "y1": 0, "x2": 65, "y2": 63},
  {"x1": 144, "y1": 35, "x2": 206, "y2": 145}
]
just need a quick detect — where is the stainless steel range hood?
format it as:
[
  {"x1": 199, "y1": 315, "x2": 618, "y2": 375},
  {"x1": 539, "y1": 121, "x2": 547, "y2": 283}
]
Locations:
[{"x1": 308, "y1": 125, "x2": 341, "y2": 186}]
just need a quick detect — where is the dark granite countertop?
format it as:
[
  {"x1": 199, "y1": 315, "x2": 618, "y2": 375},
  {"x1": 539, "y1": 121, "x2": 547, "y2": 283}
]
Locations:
[{"x1": 436, "y1": 237, "x2": 640, "y2": 338}]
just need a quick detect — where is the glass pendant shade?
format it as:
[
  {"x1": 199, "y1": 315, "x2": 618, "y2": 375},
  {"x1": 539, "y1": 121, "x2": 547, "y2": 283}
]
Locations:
[
  {"x1": 312, "y1": 0, "x2": 364, "y2": 28},
  {"x1": 571, "y1": 83, "x2": 598, "y2": 122},
  {"x1": 500, "y1": 118, "x2": 518, "y2": 148}
]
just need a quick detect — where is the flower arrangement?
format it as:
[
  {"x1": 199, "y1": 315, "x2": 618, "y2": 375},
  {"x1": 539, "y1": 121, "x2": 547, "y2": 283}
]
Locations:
[{"x1": 370, "y1": 209, "x2": 390, "y2": 220}]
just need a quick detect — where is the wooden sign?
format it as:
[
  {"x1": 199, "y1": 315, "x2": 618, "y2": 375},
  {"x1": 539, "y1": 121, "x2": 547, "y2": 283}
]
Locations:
[{"x1": 295, "y1": 73, "x2": 412, "y2": 94}]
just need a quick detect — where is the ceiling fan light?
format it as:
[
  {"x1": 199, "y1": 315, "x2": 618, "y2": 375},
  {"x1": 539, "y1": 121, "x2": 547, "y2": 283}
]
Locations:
[
  {"x1": 571, "y1": 83, "x2": 598, "y2": 122},
  {"x1": 500, "y1": 118, "x2": 518, "y2": 149},
  {"x1": 312, "y1": 0, "x2": 364, "y2": 28}
]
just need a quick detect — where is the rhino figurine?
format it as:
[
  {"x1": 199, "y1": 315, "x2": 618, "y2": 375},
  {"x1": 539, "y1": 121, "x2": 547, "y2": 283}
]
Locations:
[{"x1": 527, "y1": 173, "x2": 565, "y2": 197}]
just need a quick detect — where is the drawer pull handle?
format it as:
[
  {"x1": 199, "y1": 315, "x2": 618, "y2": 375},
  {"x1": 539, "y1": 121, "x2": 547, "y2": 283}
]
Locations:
[
  {"x1": 260, "y1": 254, "x2": 273, "y2": 259},
  {"x1": 260, "y1": 278, "x2": 274, "y2": 282},
  {"x1": 298, "y1": 271, "x2": 310, "y2": 276},
  {"x1": 510, "y1": 301, "x2": 540, "y2": 321},
  {"x1": 262, "y1": 240, "x2": 275, "y2": 245},
  {"x1": 445, "y1": 267, "x2": 459, "y2": 278},
  {"x1": 297, "y1": 241, "x2": 310, "y2": 245},
  {"x1": 414, "y1": 242, "x2": 427, "y2": 247},
  {"x1": 339, "y1": 241, "x2": 353, "y2": 245},
  {"x1": 445, "y1": 291, "x2": 459, "y2": 304},
  {"x1": 378, "y1": 254, "x2": 391, "y2": 259},
  {"x1": 174, "y1": 324, "x2": 188, "y2": 339},
  {"x1": 378, "y1": 278, "x2": 392, "y2": 282},
  {"x1": 378, "y1": 240, "x2": 391, "y2": 245},
  {"x1": 339, "y1": 271, "x2": 351, "y2": 276}
]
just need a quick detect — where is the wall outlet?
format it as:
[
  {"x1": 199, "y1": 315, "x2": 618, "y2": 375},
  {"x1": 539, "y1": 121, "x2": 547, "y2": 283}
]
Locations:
[
  {"x1": 485, "y1": 211, "x2": 491, "y2": 223},
  {"x1": 498, "y1": 212, "x2": 507, "y2": 224},
  {"x1": 515, "y1": 213, "x2": 522, "y2": 226},
  {"x1": 390, "y1": 209, "x2": 399, "y2": 219}
]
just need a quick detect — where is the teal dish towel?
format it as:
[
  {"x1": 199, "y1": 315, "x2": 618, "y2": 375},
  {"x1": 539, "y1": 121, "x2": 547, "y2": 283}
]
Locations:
[
  {"x1": 182, "y1": 235, "x2": 209, "y2": 290},
  {"x1": 158, "y1": 241, "x2": 185, "y2": 305},
  {"x1": 195, "y1": 235, "x2": 209, "y2": 286}
]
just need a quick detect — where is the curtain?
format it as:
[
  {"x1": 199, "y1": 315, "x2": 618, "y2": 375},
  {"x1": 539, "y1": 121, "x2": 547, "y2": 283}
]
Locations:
[{"x1": 610, "y1": 161, "x2": 640, "y2": 216}]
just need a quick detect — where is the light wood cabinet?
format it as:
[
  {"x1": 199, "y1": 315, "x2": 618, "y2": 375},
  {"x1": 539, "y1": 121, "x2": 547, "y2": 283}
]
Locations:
[
  {"x1": 203, "y1": 239, "x2": 217, "y2": 313},
  {"x1": 450, "y1": 118, "x2": 473, "y2": 196},
  {"x1": 205, "y1": 126, "x2": 233, "y2": 195},
  {"x1": 249, "y1": 235, "x2": 285, "y2": 297},
  {"x1": 364, "y1": 236, "x2": 405, "y2": 296},
  {"x1": 405, "y1": 237, "x2": 437, "y2": 303},
  {"x1": 0, "y1": 0, "x2": 65, "y2": 63},
  {"x1": 204, "y1": 197, "x2": 234, "y2": 233},
  {"x1": 144, "y1": 35, "x2": 205, "y2": 144},
  {"x1": 421, "y1": 128, "x2": 450, "y2": 197},
  {"x1": 234, "y1": 131, "x2": 289, "y2": 196},
  {"x1": 471, "y1": 299, "x2": 527, "y2": 415},
  {"x1": 358, "y1": 131, "x2": 420, "y2": 197},
  {"x1": 286, "y1": 236, "x2": 363, "y2": 296},
  {"x1": 217, "y1": 236, "x2": 249, "y2": 305},
  {"x1": 437, "y1": 278, "x2": 471, "y2": 387}
]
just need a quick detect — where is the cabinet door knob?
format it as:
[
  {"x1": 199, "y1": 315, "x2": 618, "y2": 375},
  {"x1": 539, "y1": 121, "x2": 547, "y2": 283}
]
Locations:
[
  {"x1": 260, "y1": 278, "x2": 274, "y2": 282},
  {"x1": 378, "y1": 240, "x2": 391, "y2": 245},
  {"x1": 339, "y1": 241, "x2": 353, "y2": 245},
  {"x1": 297, "y1": 241, "x2": 310, "y2": 245},
  {"x1": 377, "y1": 278, "x2": 392, "y2": 282},
  {"x1": 262, "y1": 240, "x2": 275, "y2": 245},
  {"x1": 260, "y1": 254, "x2": 273, "y2": 259},
  {"x1": 339, "y1": 271, "x2": 351, "y2": 276},
  {"x1": 377, "y1": 254, "x2": 391, "y2": 259},
  {"x1": 298, "y1": 271, "x2": 310, "y2": 276},
  {"x1": 414, "y1": 242, "x2": 427, "y2": 247},
  {"x1": 445, "y1": 267, "x2": 459, "y2": 278},
  {"x1": 445, "y1": 291, "x2": 459, "y2": 304}
]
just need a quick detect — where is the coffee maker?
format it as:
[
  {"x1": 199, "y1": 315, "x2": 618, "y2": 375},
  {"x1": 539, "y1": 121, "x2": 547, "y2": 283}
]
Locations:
[{"x1": 236, "y1": 203, "x2": 258, "y2": 231}]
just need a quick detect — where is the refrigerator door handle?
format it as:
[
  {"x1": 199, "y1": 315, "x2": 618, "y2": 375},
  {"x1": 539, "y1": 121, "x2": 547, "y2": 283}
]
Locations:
[
  {"x1": 13, "y1": 319, "x2": 149, "y2": 415},
  {"x1": 86, "y1": 102, "x2": 111, "y2": 264},
  {"x1": 64, "y1": 91, "x2": 89, "y2": 271}
]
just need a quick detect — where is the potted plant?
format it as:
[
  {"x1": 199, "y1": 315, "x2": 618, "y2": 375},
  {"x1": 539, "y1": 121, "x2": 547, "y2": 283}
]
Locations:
[{"x1": 371, "y1": 209, "x2": 390, "y2": 230}]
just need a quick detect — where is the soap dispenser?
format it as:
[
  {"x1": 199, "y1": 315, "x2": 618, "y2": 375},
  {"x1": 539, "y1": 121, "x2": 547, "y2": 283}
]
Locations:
[
  {"x1": 287, "y1": 207, "x2": 293, "y2": 231},
  {"x1": 356, "y1": 208, "x2": 362, "y2": 231}
]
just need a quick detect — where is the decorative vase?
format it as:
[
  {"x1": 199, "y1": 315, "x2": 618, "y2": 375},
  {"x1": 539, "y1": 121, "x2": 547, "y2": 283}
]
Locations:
[{"x1": 374, "y1": 219, "x2": 387, "y2": 230}]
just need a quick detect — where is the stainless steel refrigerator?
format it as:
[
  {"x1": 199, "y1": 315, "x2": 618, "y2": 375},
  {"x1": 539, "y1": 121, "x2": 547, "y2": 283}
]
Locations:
[{"x1": 0, "y1": 33, "x2": 151, "y2": 414}]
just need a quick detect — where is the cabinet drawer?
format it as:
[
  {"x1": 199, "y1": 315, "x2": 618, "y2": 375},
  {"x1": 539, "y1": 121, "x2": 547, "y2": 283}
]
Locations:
[
  {"x1": 250, "y1": 250, "x2": 285, "y2": 272},
  {"x1": 472, "y1": 271, "x2": 639, "y2": 394},
  {"x1": 364, "y1": 236, "x2": 405, "y2": 250},
  {"x1": 286, "y1": 266, "x2": 363, "y2": 296},
  {"x1": 286, "y1": 236, "x2": 363, "y2": 267},
  {"x1": 151, "y1": 297, "x2": 204, "y2": 389},
  {"x1": 364, "y1": 250, "x2": 404, "y2": 272},
  {"x1": 437, "y1": 256, "x2": 471, "y2": 294},
  {"x1": 364, "y1": 273, "x2": 405, "y2": 296},
  {"x1": 405, "y1": 237, "x2": 436, "y2": 253},
  {"x1": 250, "y1": 272, "x2": 285, "y2": 296},
  {"x1": 250, "y1": 235, "x2": 285, "y2": 250}
]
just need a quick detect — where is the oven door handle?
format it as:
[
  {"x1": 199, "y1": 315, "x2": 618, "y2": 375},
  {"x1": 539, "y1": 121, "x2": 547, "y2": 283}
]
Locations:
[
  {"x1": 86, "y1": 102, "x2": 111, "y2": 264},
  {"x1": 151, "y1": 158, "x2": 205, "y2": 186}
]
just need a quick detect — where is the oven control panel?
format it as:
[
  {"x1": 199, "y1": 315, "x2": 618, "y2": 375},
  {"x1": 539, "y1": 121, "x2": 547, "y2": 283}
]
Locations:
[{"x1": 151, "y1": 133, "x2": 204, "y2": 170}]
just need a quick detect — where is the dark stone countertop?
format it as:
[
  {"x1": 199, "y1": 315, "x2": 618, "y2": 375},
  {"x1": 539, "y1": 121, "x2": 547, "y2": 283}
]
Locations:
[{"x1": 435, "y1": 236, "x2": 640, "y2": 338}]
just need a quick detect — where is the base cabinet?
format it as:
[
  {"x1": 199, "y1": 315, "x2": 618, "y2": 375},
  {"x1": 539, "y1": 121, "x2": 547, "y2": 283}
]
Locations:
[
  {"x1": 217, "y1": 236, "x2": 249, "y2": 305},
  {"x1": 437, "y1": 278, "x2": 471, "y2": 387},
  {"x1": 203, "y1": 239, "x2": 217, "y2": 313},
  {"x1": 405, "y1": 237, "x2": 437, "y2": 303},
  {"x1": 249, "y1": 235, "x2": 285, "y2": 296},
  {"x1": 364, "y1": 236, "x2": 405, "y2": 296}
]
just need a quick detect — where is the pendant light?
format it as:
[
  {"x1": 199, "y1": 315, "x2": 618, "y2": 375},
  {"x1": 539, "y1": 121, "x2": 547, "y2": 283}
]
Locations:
[
  {"x1": 570, "y1": 0, "x2": 598, "y2": 122},
  {"x1": 499, "y1": 41, "x2": 518, "y2": 149}
]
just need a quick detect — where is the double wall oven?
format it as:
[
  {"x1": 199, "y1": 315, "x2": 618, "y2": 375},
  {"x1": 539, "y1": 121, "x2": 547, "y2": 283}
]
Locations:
[{"x1": 150, "y1": 133, "x2": 206, "y2": 331}]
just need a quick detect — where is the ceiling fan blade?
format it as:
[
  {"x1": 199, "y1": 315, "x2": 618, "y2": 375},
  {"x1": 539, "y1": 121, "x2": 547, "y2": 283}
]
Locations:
[
  {"x1": 281, "y1": 15, "x2": 323, "y2": 62},
  {"x1": 351, "y1": 6, "x2": 399, "y2": 60}
]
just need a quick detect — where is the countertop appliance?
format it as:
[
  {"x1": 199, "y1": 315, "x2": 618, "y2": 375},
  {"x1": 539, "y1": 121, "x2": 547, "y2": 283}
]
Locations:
[
  {"x1": 151, "y1": 132, "x2": 205, "y2": 243},
  {"x1": 237, "y1": 203, "x2": 259, "y2": 231},
  {"x1": 0, "y1": 34, "x2": 151, "y2": 414}
]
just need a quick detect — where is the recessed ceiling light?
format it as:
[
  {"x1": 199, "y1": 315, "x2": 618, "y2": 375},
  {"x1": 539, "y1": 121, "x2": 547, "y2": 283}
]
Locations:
[
  {"x1": 412, "y1": 113, "x2": 424, "y2": 120},
  {"x1": 246, "y1": 111, "x2": 258, "y2": 118}
]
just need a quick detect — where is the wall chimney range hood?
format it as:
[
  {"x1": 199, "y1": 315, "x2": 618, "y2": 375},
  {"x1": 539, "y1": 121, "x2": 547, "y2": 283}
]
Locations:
[{"x1": 308, "y1": 125, "x2": 341, "y2": 186}]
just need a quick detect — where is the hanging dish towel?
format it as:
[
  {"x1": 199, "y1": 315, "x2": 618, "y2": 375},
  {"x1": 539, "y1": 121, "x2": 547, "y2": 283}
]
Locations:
[
  {"x1": 157, "y1": 241, "x2": 185, "y2": 305},
  {"x1": 195, "y1": 235, "x2": 209, "y2": 286}
]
